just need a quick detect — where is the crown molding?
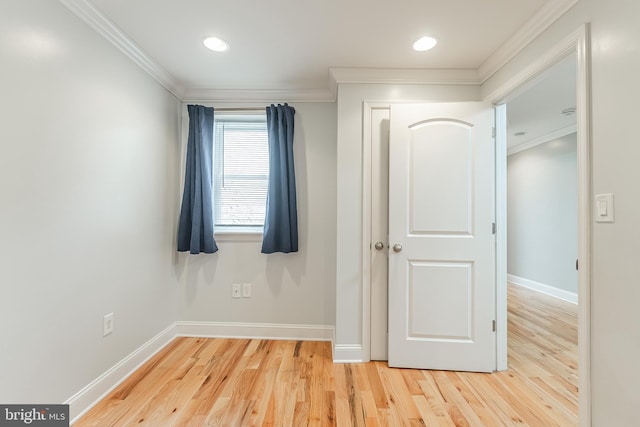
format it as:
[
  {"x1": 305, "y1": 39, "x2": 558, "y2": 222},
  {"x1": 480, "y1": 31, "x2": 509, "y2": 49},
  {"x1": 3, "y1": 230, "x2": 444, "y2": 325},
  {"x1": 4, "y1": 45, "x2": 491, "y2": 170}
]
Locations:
[
  {"x1": 57, "y1": 0, "x2": 184, "y2": 99},
  {"x1": 182, "y1": 88, "x2": 336, "y2": 103},
  {"x1": 508, "y1": 123, "x2": 577, "y2": 156},
  {"x1": 329, "y1": 68, "x2": 480, "y2": 86},
  {"x1": 477, "y1": 0, "x2": 579, "y2": 83}
]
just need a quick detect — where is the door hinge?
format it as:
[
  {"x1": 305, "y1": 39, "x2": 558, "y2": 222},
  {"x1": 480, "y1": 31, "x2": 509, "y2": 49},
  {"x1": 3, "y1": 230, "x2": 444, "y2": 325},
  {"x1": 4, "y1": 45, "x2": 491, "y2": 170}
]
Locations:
[
  {"x1": 576, "y1": 258, "x2": 579, "y2": 270},
  {"x1": 492, "y1": 222, "x2": 496, "y2": 235},
  {"x1": 492, "y1": 127, "x2": 496, "y2": 138},
  {"x1": 492, "y1": 320, "x2": 496, "y2": 332}
]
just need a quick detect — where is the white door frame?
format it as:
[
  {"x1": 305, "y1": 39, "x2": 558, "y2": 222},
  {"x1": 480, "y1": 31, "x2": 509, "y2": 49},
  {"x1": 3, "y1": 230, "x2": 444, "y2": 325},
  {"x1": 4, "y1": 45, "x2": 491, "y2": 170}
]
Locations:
[
  {"x1": 485, "y1": 24, "x2": 591, "y2": 426},
  {"x1": 362, "y1": 102, "x2": 391, "y2": 362},
  {"x1": 362, "y1": 23, "x2": 591, "y2": 427}
]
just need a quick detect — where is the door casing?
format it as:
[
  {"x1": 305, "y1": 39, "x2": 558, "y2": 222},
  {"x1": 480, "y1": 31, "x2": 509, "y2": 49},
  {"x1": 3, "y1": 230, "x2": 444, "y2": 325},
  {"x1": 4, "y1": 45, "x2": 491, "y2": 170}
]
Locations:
[{"x1": 485, "y1": 24, "x2": 591, "y2": 426}]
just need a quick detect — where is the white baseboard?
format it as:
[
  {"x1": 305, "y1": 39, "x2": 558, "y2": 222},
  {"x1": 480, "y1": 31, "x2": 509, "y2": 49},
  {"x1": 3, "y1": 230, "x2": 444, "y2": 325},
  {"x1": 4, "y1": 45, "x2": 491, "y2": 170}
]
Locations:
[
  {"x1": 508, "y1": 274, "x2": 578, "y2": 304},
  {"x1": 175, "y1": 321, "x2": 334, "y2": 342},
  {"x1": 65, "y1": 323, "x2": 177, "y2": 425},
  {"x1": 333, "y1": 344, "x2": 364, "y2": 363}
]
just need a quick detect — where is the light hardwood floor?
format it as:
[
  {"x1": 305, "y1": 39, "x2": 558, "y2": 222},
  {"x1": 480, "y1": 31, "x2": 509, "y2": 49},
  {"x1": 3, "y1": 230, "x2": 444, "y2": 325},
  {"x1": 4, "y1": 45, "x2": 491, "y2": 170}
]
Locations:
[{"x1": 75, "y1": 284, "x2": 578, "y2": 426}]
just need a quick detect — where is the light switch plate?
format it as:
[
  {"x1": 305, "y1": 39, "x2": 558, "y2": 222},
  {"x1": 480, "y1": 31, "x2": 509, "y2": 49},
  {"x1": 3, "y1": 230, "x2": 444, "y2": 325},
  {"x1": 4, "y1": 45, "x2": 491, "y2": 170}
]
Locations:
[
  {"x1": 242, "y1": 283, "x2": 252, "y2": 298},
  {"x1": 595, "y1": 193, "x2": 614, "y2": 223}
]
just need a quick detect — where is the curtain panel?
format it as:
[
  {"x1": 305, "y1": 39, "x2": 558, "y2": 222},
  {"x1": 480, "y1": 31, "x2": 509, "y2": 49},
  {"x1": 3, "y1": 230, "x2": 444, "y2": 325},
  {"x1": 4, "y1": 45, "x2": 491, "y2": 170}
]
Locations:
[
  {"x1": 262, "y1": 104, "x2": 298, "y2": 254},
  {"x1": 177, "y1": 105, "x2": 218, "y2": 254}
]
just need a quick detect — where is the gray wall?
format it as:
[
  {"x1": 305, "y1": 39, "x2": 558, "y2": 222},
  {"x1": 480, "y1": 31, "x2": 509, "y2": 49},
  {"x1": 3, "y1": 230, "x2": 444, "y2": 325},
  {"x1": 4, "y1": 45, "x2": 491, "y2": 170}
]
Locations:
[
  {"x1": 176, "y1": 102, "x2": 337, "y2": 328},
  {"x1": 0, "y1": 1, "x2": 181, "y2": 404},
  {"x1": 507, "y1": 134, "x2": 578, "y2": 294}
]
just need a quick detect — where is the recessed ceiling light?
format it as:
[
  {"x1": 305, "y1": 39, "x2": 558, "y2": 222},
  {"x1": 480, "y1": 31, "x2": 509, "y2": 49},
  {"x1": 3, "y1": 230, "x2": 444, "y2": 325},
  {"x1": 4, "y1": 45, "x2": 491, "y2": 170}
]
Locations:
[
  {"x1": 413, "y1": 36, "x2": 438, "y2": 52},
  {"x1": 203, "y1": 36, "x2": 229, "y2": 52}
]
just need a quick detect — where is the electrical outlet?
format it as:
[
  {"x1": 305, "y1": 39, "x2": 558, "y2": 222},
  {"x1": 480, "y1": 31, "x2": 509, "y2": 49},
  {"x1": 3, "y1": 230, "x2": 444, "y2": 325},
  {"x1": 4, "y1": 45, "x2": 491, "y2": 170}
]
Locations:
[
  {"x1": 103, "y1": 312, "x2": 114, "y2": 337},
  {"x1": 232, "y1": 284, "x2": 241, "y2": 298},
  {"x1": 242, "y1": 283, "x2": 252, "y2": 298}
]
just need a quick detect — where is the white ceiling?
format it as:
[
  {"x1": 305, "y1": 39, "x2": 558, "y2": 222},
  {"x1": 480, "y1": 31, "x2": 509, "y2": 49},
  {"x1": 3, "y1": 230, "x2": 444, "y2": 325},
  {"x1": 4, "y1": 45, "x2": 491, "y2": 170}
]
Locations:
[
  {"x1": 506, "y1": 53, "x2": 577, "y2": 151},
  {"x1": 77, "y1": 0, "x2": 560, "y2": 94},
  {"x1": 60, "y1": 0, "x2": 577, "y2": 149}
]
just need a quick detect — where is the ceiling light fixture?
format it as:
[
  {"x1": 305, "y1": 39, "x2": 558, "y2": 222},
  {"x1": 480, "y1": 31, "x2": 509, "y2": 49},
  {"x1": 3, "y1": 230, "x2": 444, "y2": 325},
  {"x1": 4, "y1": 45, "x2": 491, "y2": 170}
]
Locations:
[
  {"x1": 413, "y1": 36, "x2": 438, "y2": 52},
  {"x1": 203, "y1": 36, "x2": 229, "y2": 52},
  {"x1": 561, "y1": 107, "x2": 576, "y2": 116},
  {"x1": 514, "y1": 131, "x2": 526, "y2": 137}
]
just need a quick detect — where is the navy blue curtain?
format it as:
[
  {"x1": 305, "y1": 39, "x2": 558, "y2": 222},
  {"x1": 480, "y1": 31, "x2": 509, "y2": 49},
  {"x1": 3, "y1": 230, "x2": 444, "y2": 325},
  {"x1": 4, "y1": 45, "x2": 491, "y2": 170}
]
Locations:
[
  {"x1": 177, "y1": 105, "x2": 218, "y2": 254},
  {"x1": 262, "y1": 104, "x2": 298, "y2": 254}
]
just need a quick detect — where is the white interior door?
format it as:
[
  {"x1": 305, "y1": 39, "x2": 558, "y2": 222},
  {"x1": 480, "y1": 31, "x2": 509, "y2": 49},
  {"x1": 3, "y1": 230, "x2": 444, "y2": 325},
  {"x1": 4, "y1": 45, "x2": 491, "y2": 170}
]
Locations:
[{"x1": 388, "y1": 102, "x2": 496, "y2": 372}]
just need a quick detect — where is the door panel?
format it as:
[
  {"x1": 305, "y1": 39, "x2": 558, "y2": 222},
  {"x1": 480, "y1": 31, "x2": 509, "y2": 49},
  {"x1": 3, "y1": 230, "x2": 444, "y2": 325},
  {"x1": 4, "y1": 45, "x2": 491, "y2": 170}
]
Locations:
[
  {"x1": 388, "y1": 102, "x2": 495, "y2": 372},
  {"x1": 408, "y1": 261, "x2": 473, "y2": 339},
  {"x1": 409, "y1": 122, "x2": 473, "y2": 235}
]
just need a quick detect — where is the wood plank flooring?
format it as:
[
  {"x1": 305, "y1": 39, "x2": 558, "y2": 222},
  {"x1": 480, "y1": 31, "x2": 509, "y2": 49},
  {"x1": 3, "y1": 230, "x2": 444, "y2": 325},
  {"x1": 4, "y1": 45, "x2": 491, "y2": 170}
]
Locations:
[{"x1": 75, "y1": 284, "x2": 578, "y2": 426}]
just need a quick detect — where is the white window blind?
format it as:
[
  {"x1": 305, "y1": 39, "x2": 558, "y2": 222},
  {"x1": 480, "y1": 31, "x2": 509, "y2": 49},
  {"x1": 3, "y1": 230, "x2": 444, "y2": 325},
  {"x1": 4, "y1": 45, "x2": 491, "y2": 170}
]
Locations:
[{"x1": 213, "y1": 114, "x2": 269, "y2": 227}]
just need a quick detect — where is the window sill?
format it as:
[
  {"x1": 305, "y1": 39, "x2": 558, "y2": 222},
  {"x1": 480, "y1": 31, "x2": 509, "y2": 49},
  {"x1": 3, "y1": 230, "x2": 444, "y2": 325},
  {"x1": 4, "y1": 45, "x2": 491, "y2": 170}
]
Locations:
[{"x1": 214, "y1": 226, "x2": 263, "y2": 242}]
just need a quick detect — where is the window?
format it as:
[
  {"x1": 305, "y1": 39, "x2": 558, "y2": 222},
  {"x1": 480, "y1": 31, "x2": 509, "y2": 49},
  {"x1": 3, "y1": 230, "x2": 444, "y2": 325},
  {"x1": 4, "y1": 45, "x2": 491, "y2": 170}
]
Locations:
[{"x1": 213, "y1": 113, "x2": 269, "y2": 233}]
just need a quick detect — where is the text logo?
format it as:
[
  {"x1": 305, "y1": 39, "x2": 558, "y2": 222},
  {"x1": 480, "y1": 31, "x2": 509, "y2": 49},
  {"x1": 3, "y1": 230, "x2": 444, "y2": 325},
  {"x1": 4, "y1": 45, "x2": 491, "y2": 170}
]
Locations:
[{"x1": 1, "y1": 405, "x2": 68, "y2": 426}]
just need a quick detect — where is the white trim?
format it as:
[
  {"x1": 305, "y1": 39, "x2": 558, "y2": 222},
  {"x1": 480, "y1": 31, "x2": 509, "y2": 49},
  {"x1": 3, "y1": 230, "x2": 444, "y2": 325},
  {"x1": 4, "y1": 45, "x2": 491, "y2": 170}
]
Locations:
[
  {"x1": 330, "y1": 68, "x2": 479, "y2": 86},
  {"x1": 361, "y1": 102, "x2": 392, "y2": 363},
  {"x1": 477, "y1": 0, "x2": 579, "y2": 83},
  {"x1": 508, "y1": 124, "x2": 577, "y2": 156},
  {"x1": 65, "y1": 323, "x2": 177, "y2": 425},
  {"x1": 575, "y1": 25, "x2": 592, "y2": 427},
  {"x1": 361, "y1": 102, "x2": 373, "y2": 364},
  {"x1": 482, "y1": 26, "x2": 585, "y2": 102},
  {"x1": 182, "y1": 88, "x2": 336, "y2": 103},
  {"x1": 57, "y1": 0, "x2": 184, "y2": 99},
  {"x1": 214, "y1": 226, "x2": 263, "y2": 242},
  {"x1": 508, "y1": 275, "x2": 578, "y2": 304},
  {"x1": 486, "y1": 24, "x2": 591, "y2": 427},
  {"x1": 333, "y1": 345, "x2": 365, "y2": 363},
  {"x1": 495, "y1": 104, "x2": 508, "y2": 371},
  {"x1": 175, "y1": 321, "x2": 334, "y2": 342}
]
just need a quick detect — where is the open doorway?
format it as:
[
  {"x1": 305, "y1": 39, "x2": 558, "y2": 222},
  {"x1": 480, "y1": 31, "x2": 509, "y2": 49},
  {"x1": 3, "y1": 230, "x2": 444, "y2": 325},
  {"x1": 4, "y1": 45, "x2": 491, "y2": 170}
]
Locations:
[
  {"x1": 505, "y1": 53, "x2": 578, "y2": 302},
  {"x1": 504, "y1": 52, "x2": 579, "y2": 421},
  {"x1": 491, "y1": 25, "x2": 591, "y2": 426}
]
